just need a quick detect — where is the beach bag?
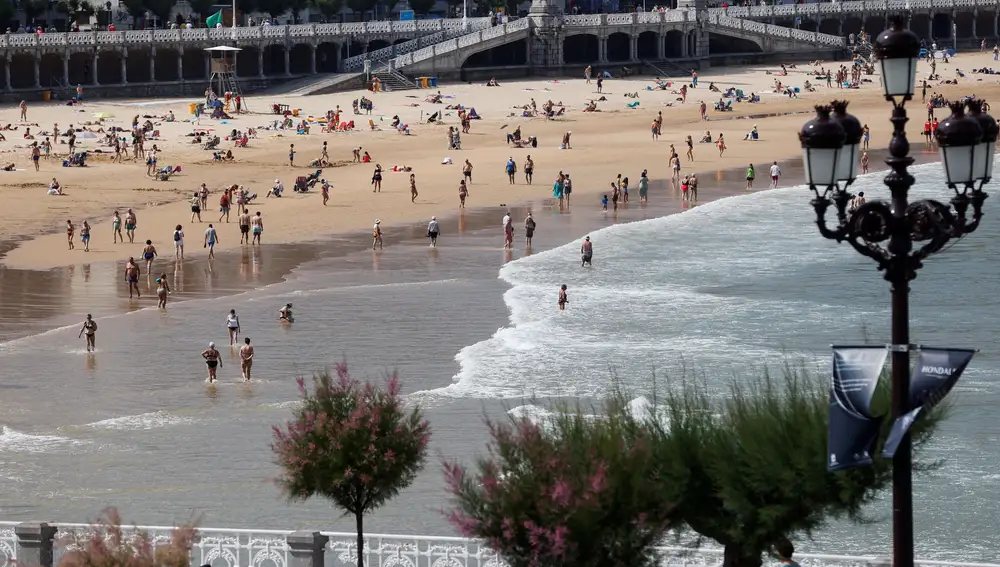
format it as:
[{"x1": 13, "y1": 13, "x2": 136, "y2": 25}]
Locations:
[{"x1": 174, "y1": 231, "x2": 181, "y2": 242}]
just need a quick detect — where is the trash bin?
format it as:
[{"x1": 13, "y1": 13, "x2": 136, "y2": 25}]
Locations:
[
  {"x1": 429, "y1": 77, "x2": 438, "y2": 87},
  {"x1": 418, "y1": 77, "x2": 429, "y2": 88},
  {"x1": 42, "y1": 91, "x2": 51, "y2": 101}
]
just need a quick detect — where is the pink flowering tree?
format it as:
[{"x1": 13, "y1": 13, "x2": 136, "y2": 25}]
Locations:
[
  {"x1": 444, "y1": 398, "x2": 678, "y2": 567},
  {"x1": 271, "y1": 362, "x2": 430, "y2": 567},
  {"x1": 58, "y1": 507, "x2": 197, "y2": 567}
]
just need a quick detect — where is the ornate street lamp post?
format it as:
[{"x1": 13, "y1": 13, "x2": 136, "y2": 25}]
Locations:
[{"x1": 800, "y1": 15, "x2": 994, "y2": 567}]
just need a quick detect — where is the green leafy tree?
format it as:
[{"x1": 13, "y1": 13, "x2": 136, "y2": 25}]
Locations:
[
  {"x1": 643, "y1": 367, "x2": 946, "y2": 567},
  {"x1": 271, "y1": 363, "x2": 430, "y2": 567},
  {"x1": 444, "y1": 397, "x2": 680, "y2": 567},
  {"x1": 310, "y1": 0, "x2": 344, "y2": 20},
  {"x1": 407, "y1": 0, "x2": 435, "y2": 14}
]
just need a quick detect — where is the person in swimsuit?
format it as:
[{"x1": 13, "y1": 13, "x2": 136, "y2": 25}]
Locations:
[
  {"x1": 505, "y1": 157, "x2": 517, "y2": 184},
  {"x1": 66, "y1": 219, "x2": 75, "y2": 250},
  {"x1": 78, "y1": 314, "x2": 97, "y2": 352},
  {"x1": 191, "y1": 192, "x2": 202, "y2": 223},
  {"x1": 141, "y1": 239, "x2": 157, "y2": 272},
  {"x1": 581, "y1": 236, "x2": 593, "y2": 267},
  {"x1": 372, "y1": 219, "x2": 383, "y2": 251},
  {"x1": 239, "y1": 337, "x2": 254, "y2": 382},
  {"x1": 226, "y1": 309, "x2": 240, "y2": 345},
  {"x1": 173, "y1": 224, "x2": 185, "y2": 259},
  {"x1": 558, "y1": 284, "x2": 568, "y2": 311},
  {"x1": 524, "y1": 212, "x2": 536, "y2": 247},
  {"x1": 410, "y1": 174, "x2": 418, "y2": 203},
  {"x1": 239, "y1": 210, "x2": 251, "y2": 244},
  {"x1": 681, "y1": 175, "x2": 690, "y2": 201},
  {"x1": 124, "y1": 257, "x2": 140, "y2": 299},
  {"x1": 746, "y1": 163, "x2": 756, "y2": 190},
  {"x1": 463, "y1": 159, "x2": 473, "y2": 183},
  {"x1": 80, "y1": 220, "x2": 91, "y2": 251},
  {"x1": 251, "y1": 211, "x2": 263, "y2": 245},
  {"x1": 124, "y1": 209, "x2": 137, "y2": 243},
  {"x1": 219, "y1": 191, "x2": 231, "y2": 223},
  {"x1": 112, "y1": 211, "x2": 123, "y2": 243},
  {"x1": 278, "y1": 303, "x2": 293, "y2": 323},
  {"x1": 459, "y1": 179, "x2": 469, "y2": 208},
  {"x1": 155, "y1": 273, "x2": 171, "y2": 308},
  {"x1": 638, "y1": 170, "x2": 649, "y2": 203},
  {"x1": 204, "y1": 224, "x2": 219, "y2": 258},
  {"x1": 686, "y1": 135, "x2": 694, "y2": 161},
  {"x1": 523, "y1": 156, "x2": 533, "y2": 184},
  {"x1": 202, "y1": 342, "x2": 222, "y2": 383},
  {"x1": 288, "y1": 143, "x2": 296, "y2": 167},
  {"x1": 689, "y1": 174, "x2": 699, "y2": 201},
  {"x1": 372, "y1": 164, "x2": 383, "y2": 192},
  {"x1": 621, "y1": 176, "x2": 629, "y2": 203}
]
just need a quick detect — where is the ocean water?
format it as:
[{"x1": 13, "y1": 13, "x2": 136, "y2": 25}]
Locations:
[
  {"x1": 1, "y1": 163, "x2": 998, "y2": 560},
  {"x1": 438, "y1": 162, "x2": 1000, "y2": 559}
]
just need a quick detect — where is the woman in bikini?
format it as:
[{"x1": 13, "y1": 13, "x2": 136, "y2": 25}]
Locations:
[
  {"x1": 142, "y1": 240, "x2": 157, "y2": 273},
  {"x1": 226, "y1": 309, "x2": 241, "y2": 345},
  {"x1": 459, "y1": 179, "x2": 469, "y2": 208},
  {"x1": 558, "y1": 284, "x2": 568, "y2": 311},
  {"x1": 202, "y1": 342, "x2": 222, "y2": 383},
  {"x1": 410, "y1": 173, "x2": 418, "y2": 203},
  {"x1": 155, "y1": 273, "x2": 171, "y2": 308},
  {"x1": 66, "y1": 220, "x2": 74, "y2": 250},
  {"x1": 112, "y1": 211, "x2": 123, "y2": 243},
  {"x1": 372, "y1": 164, "x2": 383, "y2": 192}
]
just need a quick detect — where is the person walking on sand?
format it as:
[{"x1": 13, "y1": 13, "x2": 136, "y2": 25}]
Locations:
[
  {"x1": 239, "y1": 209, "x2": 251, "y2": 244},
  {"x1": 112, "y1": 211, "x2": 123, "y2": 243},
  {"x1": 410, "y1": 173, "x2": 418, "y2": 202},
  {"x1": 769, "y1": 161, "x2": 781, "y2": 188},
  {"x1": 124, "y1": 257, "x2": 141, "y2": 299},
  {"x1": 226, "y1": 309, "x2": 241, "y2": 345},
  {"x1": 200, "y1": 183, "x2": 210, "y2": 210},
  {"x1": 19, "y1": 100, "x2": 27, "y2": 122},
  {"x1": 251, "y1": 211, "x2": 263, "y2": 245},
  {"x1": 80, "y1": 220, "x2": 91, "y2": 251},
  {"x1": 202, "y1": 342, "x2": 221, "y2": 383},
  {"x1": 505, "y1": 157, "x2": 517, "y2": 184},
  {"x1": 31, "y1": 144, "x2": 40, "y2": 171},
  {"x1": 372, "y1": 219, "x2": 383, "y2": 251},
  {"x1": 155, "y1": 272, "x2": 170, "y2": 308},
  {"x1": 524, "y1": 212, "x2": 536, "y2": 247},
  {"x1": 463, "y1": 159, "x2": 473, "y2": 183},
  {"x1": 173, "y1": 224, "x2": 185, "y2": 259},
  {"x1": 459, "y1": 179, "x2": 469, "y2": 208},
  {"x1": 219, "y1": 190, "x2": 231, "y2": 223},
  {"x1": 746, "y1": 163, "x2": 755, "y2": 190},
  {"x1": 558, "y1": 284, "x2": 568, "y2": 310},
  {"x1": 581, "y1": 236, "x2": 593, "y2": 267},
  {"x1": 239, "y1": 337, "x2": 254, "y2": 382},
  {"x1": 427, "y1": 216, "x2": 440, "y2": 247},
  {"x1": 124, "y1": 209, "x2": 137, "y2": 243},
  {"x1": 503, "y1": 211, "x2": 514, "y2": 249},
  {"x1": 66, "y1": 219, "x2": 75, "y2": 250},
  {"x1": 190, "y1": 192, "x2": 203, "y2": 223},
  {"x1": 717, "y1": 133, "x2": 727, "y2": 157},
  {"x1": 524, "y1": 155, "x2": 534, "y2": 184},
  {"x1": 78, "y1": 314, "x2": 97, "y2": 352},
  {"x1": 372, "y1": 163, "x2": 383, "y2": 192},
  {"x1": 204, "y1": 223, "x2": 219, "y2": 258},
  {"x1": 141, "y1": 239, "x2": 157, "y2": 272},
  {"x1": 686, "y1": 135, "x2": 694, "y2": 161},
  {"x1": 585, "y1": 64, "x2": 592, "y2": 84},
  {"x1": 288, "y1": 143, "x2": 296, "y2": 167}
]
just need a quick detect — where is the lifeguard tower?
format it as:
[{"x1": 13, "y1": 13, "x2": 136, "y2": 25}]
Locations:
[{"x1": 204, "y1": 45, "x2": 247, "y2": 113}]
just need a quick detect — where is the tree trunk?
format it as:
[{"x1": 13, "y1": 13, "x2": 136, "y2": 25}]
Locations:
[
  {"x1": 356, "y1": 511, "x2": 365, "y2": 567},
  {"x1": 723, "y1": 544, "x2": 763, "y2": 567}
]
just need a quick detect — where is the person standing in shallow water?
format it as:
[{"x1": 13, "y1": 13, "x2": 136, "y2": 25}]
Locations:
[
  {"x1": 124, "y1": 257, "x2": 140, "y2": 299},
  {"x1": 240, "y1": 337, "x2": 254, "y2": 382},
  {"x1": 581, "y1": 236, "x2": 593, "y2": 267},
  {"x1": 78, "y1": 314, "x2": 97, "y2": 352},
  {"x1": 202, "y1": 342, "x2": 221, "y2": 383},
  {"x1": 155, "y1": 273, "x2": 170, "y2": 308},
  {"x1": 558, "y1": 284, "x2": 568, "y2": 310},
  {"x1": 524, "y1": 213, "x2": 536, "y2": 248},
  {"x1": 227, "y1": 309, "x2": 240, "y2": 345}
]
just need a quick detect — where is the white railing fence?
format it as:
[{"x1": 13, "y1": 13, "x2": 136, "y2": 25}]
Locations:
[{"x1": 0, "y1": 522, "x2": 997, "y2": 567}]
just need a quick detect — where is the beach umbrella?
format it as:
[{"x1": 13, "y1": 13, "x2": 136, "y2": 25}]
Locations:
[{"x1": 93, "y1": 112, "x2": 115, "y2": 119}]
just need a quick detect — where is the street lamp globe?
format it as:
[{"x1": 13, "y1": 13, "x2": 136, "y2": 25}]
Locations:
[
  {"x1": 799, "y1": 105, "x2": 846, "y2": 189},
  {"x1": 873, "y1": 16, "x2": 921, "y2": 100},
  {"x1": 967, "y1": 100, "x2": 999, "y2": 184},
  {"x1": 935, "y1": 101, "x2": 984, "y2": 187},
  {"x1": 831, "y1": 100, "x2": 863, "y2": 184}
]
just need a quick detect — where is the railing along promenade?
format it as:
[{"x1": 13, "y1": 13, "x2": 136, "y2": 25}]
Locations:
[
  {"x1": 0, "y1": 522, "x2": 998, "y2": 567},
  {"x1": 708, "y1": 0, "x2": 995, "y2": 19},
  {"x1": 0, "y1": 18, "x2": 489, "y2": 49}
]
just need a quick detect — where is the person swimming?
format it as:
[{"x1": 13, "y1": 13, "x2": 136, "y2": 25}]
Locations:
[{"x1": 278, "y1": 303, "x2": 294, "y2": 323}]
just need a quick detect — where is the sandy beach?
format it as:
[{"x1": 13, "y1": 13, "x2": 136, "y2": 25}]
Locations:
[{"x1": 3, "y1": 51, "x2": 999, "y2": 271}]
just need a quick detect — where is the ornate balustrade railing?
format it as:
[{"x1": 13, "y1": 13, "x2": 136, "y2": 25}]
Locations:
[
  {"x1": 0, "y1": 18, "x2": 491, "y2": 49},
  {"x1": 704, "y1": 12, "x2": 847, "y2": 47},
  {"x1": 563, "y1": 10, "x2": 693, "y2": 26},
  {"x1": 342, "y1": 19, "x2": 491, "y2": 73},
  {"x1": 0, "y1": 522, "x2": 998, "y2": 567},
  {"x1": 388, "y1": 17, "x2": 530, "y2": 70},
  {"x1": 707, "y1": 0, "x2": 994, "y2": 19}
]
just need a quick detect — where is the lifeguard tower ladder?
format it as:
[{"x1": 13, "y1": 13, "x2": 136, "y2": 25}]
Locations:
[{"x1": 205, "y1": 45, "x2": 248, "y2": 113}]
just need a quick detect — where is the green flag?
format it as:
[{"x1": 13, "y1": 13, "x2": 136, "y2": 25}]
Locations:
[{"x1": 206, "y1": 10, "x2": 223, "y2": 27}]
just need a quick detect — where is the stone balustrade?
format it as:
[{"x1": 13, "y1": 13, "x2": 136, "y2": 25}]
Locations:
[
  {"x1": 709, "y1": 0, "x2": 1000, "y2": 19},
  {"x1": 0, "y1": 522, "x2": 997, "y2": 567}
]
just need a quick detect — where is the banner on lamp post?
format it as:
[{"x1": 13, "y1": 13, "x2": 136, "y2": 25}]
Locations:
[
  {"x1": 882, "y1": 347, "x2": 976, "y2": 458},
  {"x1": 827, "y1": 345, "x2": 887, "y2": 472}
]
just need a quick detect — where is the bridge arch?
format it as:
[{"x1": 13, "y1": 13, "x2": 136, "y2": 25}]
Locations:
[
  {"x1": 863, "y1": 15, "x2": 884, "y2": 36},
  {"x1": 154, "y1": 47, "x2": 179, "y2": 81},
  {"x1": 263, "y1": 44, "x2": 286, "y2": 75},
  {"x1": 126, "y1": 48, "x2": 152, "y2": 82},
  {"x1": 39, "y1": 52, "x2": 63, "y2": 87},
  {"x1": 461, "y1": 38, "x2": 527, "y2": 68},
  {"x1": 236, "y1": 45, "x2": 261, "y2": 77},
  {"x1": 317, "y1": 42, "x2": 340, "y2": 72},
  {"x1": 954, "y1": 10, "x2": 974, "y2": 39},
  {"x1": 182, "y1": 48, "x2": 205, "y2": 81},
  {"x1": 637, "y1": 30, "x2": 658, "y2": 59},
  {"x1": 976, "y1": 10, "x2": 995, "y2": 37},
  {"x1": 665, "y1": 29, "x2": 684, "y2": 57},
  {"x1": 96, "y1": 50, "x2": 122, "y2": 84},
  {"x1": 910, "y1": 13, "x2": 931, "y2": 39},
  {"x1": 289, "y1": 44, "x2": 311, "y2": 74},
  {"x1": 819, "y1": 19, "x2": 840, "y2": 35},
  {"x1": 368, "y1": 38, "x2": 391, "y2": 52},
  {"x1": 606, "y1": 31, "x2": 630, "y2": 62},
  {"x1": 932, "y1": 12, "x2": 952, "y2": 39},
  {"x1": 842, "y1": 16, "x2": 863, "y2": 36},
  {"x1": 708, "y1": 32, "x2": 762, "y2": 54},
  {"x1": 563, "y1": 33, "x2": 598, "y2": 64}
]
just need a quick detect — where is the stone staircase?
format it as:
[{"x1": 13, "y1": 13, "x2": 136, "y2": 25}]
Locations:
[
  {"x1": 388, "y1": 18, "x2": 532, "y2": 75},
  {"x1": 373, "y1": 68, "x2": 418, "y2": 91},
  {"x1": 704, "y1": 13, "x2": 847, "y2": 51},
  {"x1": 342, "y1": 19, "x2": 491, "y2": 73}
]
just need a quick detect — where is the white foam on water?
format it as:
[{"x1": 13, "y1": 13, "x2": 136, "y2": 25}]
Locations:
[
  {"x1": 81, "y1": 411, "x2": 194, "y2": 431},
  {"x1": 0, "y1": 426, "x2": 90, "y2": 453}
]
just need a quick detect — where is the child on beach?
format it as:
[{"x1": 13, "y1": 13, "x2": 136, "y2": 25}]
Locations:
[
  {"x1": 558, "y1": 285, "x2": 568, "y2": 310},
  {"x1": 602, "y1": 195, "x2": 608, "y2": 211}
]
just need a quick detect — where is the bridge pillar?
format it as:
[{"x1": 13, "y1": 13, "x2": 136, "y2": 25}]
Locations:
[
  {"x1": 629, "y1": 33, "x2": 637, "y2": 62},
  {"x1": 310, "y1": 44, "x2": 317, "y2": 74},
  {"x1": 599, "y1": 35, "x2": 608, "y2": 63},
  {"x1": 177, "y1": 47, "x2": 184, "y2": 83},
  {"x1": 994, "y1": 12, "x2": 998, "y2": 37},
  {"x1": 657, "y1": 33, "x2": 665, "y2": 59},
  {"x1": 528, "y1": 0, "x2": 563, "y2": 71},
  {"x1": 33, "y1": 56, "x2": 40, "y2": 88},
  {"x1": 258, "y1": 48, "x2": 265, "y2": 78}
]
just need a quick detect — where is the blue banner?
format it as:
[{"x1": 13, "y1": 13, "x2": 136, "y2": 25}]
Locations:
[
  {"x1": 828, "y1": 346, "x2": 887, "y2": 472},
  {"x1": 883, "y1": 347, "x2": 975, "y2": 458}
]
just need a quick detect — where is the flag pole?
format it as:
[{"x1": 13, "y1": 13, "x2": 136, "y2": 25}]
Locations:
[{"x1": 231, "y1": 0, "x2": 237, "y2": 40}]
